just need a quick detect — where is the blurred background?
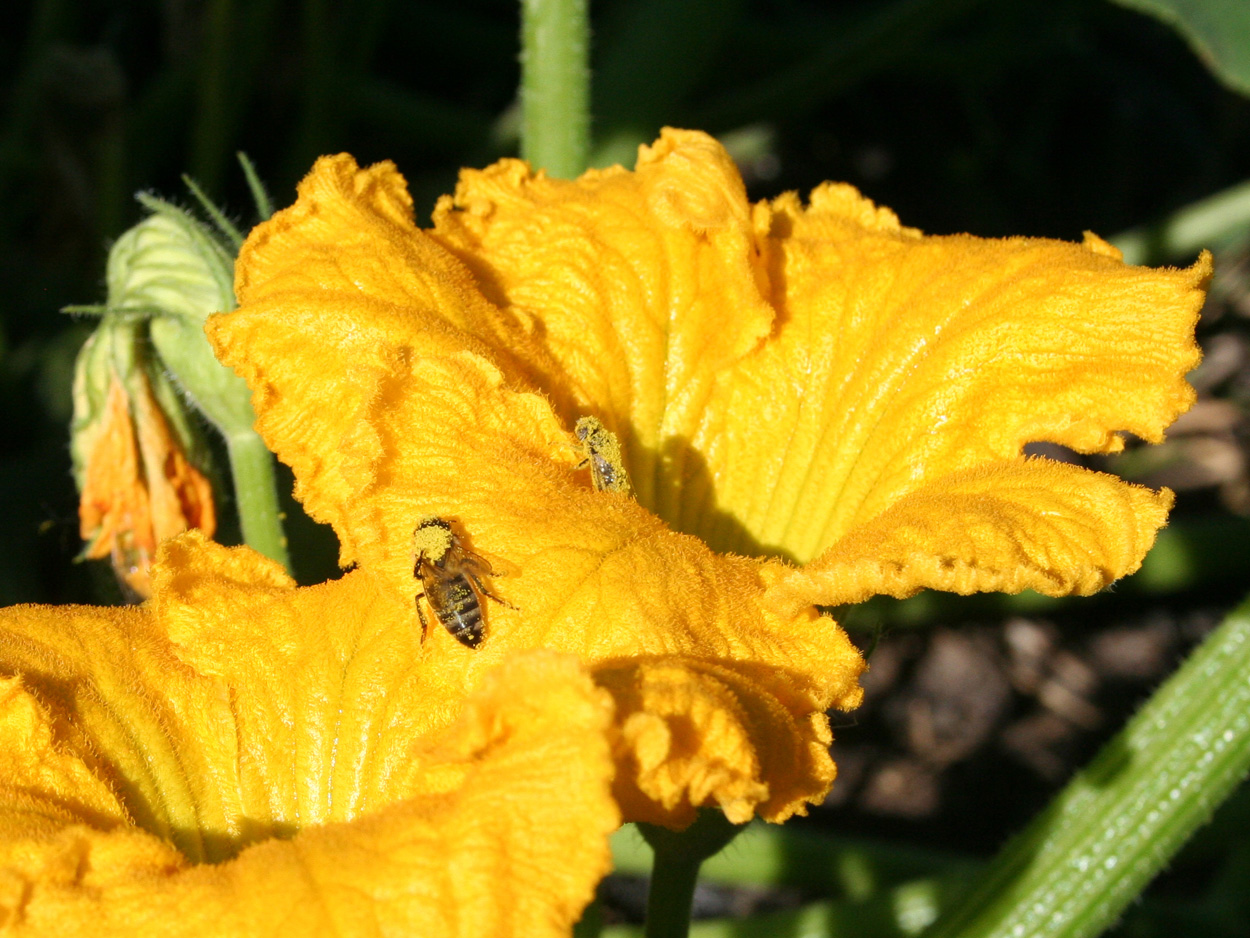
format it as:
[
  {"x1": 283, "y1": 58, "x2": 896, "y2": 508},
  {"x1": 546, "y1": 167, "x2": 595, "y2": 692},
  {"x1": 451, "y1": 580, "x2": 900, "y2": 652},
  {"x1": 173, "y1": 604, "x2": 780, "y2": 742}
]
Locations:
[{"x1": 3, "y1": 0, "x2": 1250, "y2": 933}]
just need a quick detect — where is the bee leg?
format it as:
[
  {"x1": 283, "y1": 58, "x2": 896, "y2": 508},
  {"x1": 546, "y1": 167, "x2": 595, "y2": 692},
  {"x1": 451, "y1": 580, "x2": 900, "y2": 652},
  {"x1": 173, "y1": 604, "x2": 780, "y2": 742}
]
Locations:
[
  {"x1": 414, "y1": 594, "x2": 430, "y2": 643},
  {"x1": 467, "y1": 570, "x2": 517, "y2": 611}
]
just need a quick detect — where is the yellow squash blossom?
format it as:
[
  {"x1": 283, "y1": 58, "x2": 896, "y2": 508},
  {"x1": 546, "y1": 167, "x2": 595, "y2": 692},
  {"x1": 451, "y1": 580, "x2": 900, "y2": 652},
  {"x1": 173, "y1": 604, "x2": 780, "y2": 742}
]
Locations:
[
  {"x1": 204, "y1": 128, "x2": 1203, "y2": 827},
  {"x1": 0, "y1": 128, "x2": 1206, "y2": 934}
]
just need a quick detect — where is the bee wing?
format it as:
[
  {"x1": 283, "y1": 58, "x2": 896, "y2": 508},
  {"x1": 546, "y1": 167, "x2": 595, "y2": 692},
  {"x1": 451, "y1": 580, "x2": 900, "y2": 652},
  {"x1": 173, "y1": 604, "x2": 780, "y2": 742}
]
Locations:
[{"x1": 461, "y1": 545, "x2": 520, "y2": 580}]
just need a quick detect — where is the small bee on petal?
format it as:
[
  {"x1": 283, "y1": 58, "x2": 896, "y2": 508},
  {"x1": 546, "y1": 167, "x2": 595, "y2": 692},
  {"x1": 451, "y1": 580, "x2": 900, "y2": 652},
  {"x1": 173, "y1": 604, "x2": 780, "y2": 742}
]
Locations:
[
  {"x1": 412, "y1": 517, "x2": 512, "y2": 648},
  {"x1": 574, "y1": 416, "x2": 633, "y2": 496}
]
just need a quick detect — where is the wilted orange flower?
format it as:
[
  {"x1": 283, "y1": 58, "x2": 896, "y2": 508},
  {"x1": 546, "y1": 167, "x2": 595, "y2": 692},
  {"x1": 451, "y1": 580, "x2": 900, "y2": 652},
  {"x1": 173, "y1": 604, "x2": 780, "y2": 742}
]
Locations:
[
  {"x1": 0, "y1": 128, "x2": 1207, "y2": 935},
  {"x1": 72, "y1": 326, "x2": 216, "y2": 599}
]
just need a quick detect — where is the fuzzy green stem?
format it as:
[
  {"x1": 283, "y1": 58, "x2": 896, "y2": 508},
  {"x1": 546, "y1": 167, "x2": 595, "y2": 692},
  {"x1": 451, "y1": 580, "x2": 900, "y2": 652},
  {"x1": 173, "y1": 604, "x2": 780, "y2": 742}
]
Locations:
[
  {"x1": 924, "y1": 593, "x2": 1250, "y2": 938},
  {"x1": 613, "y1": 822, "x2": 979, "y2": 892},
  {"x1": 644, "y1": 842, "x2": 700, "y2": 938},
  {"x1": 520, "y1": 0, "x2": 590, "y2": 178},
  {"x1": 226, "y1": 430, "x2": 290, "y2": 570},
  {"x1": 638, "y1": 812, "x2": 745, "y2": 938}
]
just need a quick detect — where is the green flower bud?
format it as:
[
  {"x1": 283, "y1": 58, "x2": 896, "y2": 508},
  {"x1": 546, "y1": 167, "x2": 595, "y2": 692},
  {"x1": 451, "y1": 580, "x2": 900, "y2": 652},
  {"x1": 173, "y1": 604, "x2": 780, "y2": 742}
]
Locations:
[{"x1": 106, "y1": 197, "x2": 256, "y2": 438}]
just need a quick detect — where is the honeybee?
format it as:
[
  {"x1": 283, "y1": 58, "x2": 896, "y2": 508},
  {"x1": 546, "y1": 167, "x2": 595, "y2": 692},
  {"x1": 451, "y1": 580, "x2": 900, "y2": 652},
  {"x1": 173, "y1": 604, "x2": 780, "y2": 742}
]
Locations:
[
  {"x1": 574, "y1": 416, "x2": 632, "y2": 495},
  {"x1": 412, "y1": 517, "x2": 512, "y2": 648}
]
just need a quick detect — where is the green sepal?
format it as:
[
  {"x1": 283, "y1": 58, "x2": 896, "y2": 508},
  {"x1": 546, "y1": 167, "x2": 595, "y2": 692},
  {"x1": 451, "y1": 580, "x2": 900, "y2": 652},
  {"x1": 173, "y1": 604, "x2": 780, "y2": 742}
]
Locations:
[{"x1": 107, "y1": 196, "x2": 257, "y2": 437}]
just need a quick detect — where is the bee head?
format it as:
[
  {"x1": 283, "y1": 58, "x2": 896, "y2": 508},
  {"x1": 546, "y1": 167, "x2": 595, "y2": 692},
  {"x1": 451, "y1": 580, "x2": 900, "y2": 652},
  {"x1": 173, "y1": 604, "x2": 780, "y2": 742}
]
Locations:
[{"x1": 413, "y1": 516, "x2": 455, "y2": 563}]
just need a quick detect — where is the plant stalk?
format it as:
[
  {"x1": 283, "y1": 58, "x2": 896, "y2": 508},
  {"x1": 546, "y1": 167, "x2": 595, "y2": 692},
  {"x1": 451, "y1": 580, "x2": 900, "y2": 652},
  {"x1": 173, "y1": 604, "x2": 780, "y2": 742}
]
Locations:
[
  {"x1": 226, "y1": 430, "x2": 290, "y2": 570},
  {"x1": 638, "y1": 811, "x2": 744, "y2": 938},
  {"x1": 520, "y1": 0, "x2": 590, "y2": 178},
  {"x1": 924, "y1": 592, "x2": 1250, "y2": 938}
]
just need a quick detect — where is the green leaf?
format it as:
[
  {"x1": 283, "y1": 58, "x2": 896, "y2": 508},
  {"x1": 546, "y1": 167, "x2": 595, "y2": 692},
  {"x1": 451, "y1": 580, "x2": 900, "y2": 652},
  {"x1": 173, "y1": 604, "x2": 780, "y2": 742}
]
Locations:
[
  {"x1": 1110, "y1": 0, "x2": 1250, "y2": 96},
  {"x1": 922, "y1": 592, "x2": 1250, "y2": 938},
  {"x1": 1111, "y1": 178, "x2": 1250, "y2": 264}
]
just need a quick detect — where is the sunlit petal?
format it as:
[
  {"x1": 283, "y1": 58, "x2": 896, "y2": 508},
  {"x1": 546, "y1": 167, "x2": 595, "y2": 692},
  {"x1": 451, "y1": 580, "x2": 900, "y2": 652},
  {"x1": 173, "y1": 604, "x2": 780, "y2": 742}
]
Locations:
[
  {"x1": 213, "y1": 310, "x2": 864, "y2": 712},
  {"x1": 768, "y1": 458, "x2": 1172, "y2": 612},
  {"x1": 0, "y1": 538, "x2": 617, "y2": 936},
  {"x1": 429, "y1": 128, "x2": 776, "y2": 513},
  {"x1": 694, "y1": 192, "x2": 1207, "y2": 564}
]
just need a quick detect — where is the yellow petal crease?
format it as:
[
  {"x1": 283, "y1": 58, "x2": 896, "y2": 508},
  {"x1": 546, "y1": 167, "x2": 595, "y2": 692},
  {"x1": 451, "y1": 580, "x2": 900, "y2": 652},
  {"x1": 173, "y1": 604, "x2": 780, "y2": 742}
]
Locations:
[
  {"x1": 0, "y1": 534, "x2": 618, "y2": 936},
  {"x1": 429, "y1": 128, "x2": 776, "y2": 514},
  {"x1": 212, "y1": 153, "x2": 564, "y2": 566}
]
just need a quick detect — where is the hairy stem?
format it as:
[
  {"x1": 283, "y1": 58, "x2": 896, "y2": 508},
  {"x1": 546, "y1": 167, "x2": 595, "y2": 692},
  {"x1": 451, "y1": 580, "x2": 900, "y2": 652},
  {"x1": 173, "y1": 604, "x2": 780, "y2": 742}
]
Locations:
[
  {"x1": 226, "y1": 430, "x2": 290, "y2": 571},
  {"x1": 520, "y1": 0, "x2": 590, "y2": 178}
]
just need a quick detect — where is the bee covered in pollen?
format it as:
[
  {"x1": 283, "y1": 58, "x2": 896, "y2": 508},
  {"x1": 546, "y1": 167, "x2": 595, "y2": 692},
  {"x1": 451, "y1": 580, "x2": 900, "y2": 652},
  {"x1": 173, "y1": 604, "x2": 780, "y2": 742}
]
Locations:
[
  {"x1": 574, "y1": 416, "x2": 633, "y2": 495},
  {"x1": 412, "y1": 517, "x2": 512, "y2": 648}
]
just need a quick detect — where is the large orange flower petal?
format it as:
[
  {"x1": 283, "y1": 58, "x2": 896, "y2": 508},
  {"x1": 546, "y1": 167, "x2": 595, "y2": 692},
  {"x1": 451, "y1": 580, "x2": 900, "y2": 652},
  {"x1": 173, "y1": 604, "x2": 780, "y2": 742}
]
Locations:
[
  {"x1": 0, "y1": 538, "x2": 617, "y2": 936},
  {"x1": 422, "y1": 131, "x2": 1205, "y2": 599}
]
